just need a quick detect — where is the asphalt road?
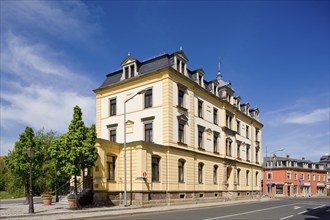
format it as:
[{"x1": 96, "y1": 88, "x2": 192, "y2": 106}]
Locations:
[{"x1": 92, "y1": 198, "x2": 330, "y2": 220}]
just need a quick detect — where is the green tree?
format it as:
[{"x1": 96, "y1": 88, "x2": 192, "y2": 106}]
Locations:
[
  {"x1": 0, "y1": 158, "x2": 7, "y2": 191},
  {"x1": 5, "y1": 127, "x2": 42, "y2": 201},
  {"x1": 50, "y1": 106, "x2": 98, "y2": 207}
]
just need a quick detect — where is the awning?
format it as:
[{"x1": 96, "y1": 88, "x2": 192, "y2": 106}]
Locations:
[
  {"x1": 317, "y1": 183, "x2": 325, "y2": 187},
  {"x1": 300, "y1": 182, "x2": 311, "y2": 186}
]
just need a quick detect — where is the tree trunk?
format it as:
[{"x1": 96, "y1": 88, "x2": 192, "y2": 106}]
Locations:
[
  {"x1": 74, "y1": 175, "x2": 78, "y2": 208},
  {"x1": 55, "y1": 183, "x2": 59, "y2": 202}
]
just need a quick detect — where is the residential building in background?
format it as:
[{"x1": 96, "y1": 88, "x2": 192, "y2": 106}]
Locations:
[
  {"x1": 319, "y1": 153, "x2": 330, "y2": 190},
  {"x1": 92, "y1": 50, "x2": 263, "y2": 205},
  {"x1": 262, "y1": 155, "x2": 327, "y2": 197}
]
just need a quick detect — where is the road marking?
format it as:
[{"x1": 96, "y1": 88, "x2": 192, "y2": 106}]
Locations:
[
  {"x1": 280, "y1": 215, "x2": 294, "y2": 220},
  {"x1": 312, "y1": 205, "x2": 325, "y2": 210},
  {"x1": 203, "y1": 203, "x2": 299, "y2": 220},
  {"x1": 298, "y1": 210, "x2": 307, "y2": 215},
  {"x1": 293, "y1": 206, "x2": 300, "y2": 209}
]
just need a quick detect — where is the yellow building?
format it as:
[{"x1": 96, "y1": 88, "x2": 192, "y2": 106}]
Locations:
[{"x1": 93, "y1": 50, "x2": 263, "y2": 206}]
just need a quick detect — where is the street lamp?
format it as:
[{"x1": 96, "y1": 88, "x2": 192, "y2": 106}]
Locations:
[
  {"x1": 123, "y1": 89, "x2": 146, "y2": 207},
  {"x1": 267, "y1": 147, "x2": 284, "y2": 196},
  {"x1": 27, "y1": 146, "x2": 35, "y2": 214}
]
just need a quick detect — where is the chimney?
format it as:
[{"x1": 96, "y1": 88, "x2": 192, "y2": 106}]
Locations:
[
  {"x1": 286, "y1": 155, "x2": 290, "y2": 159},
  {"x1": 302, "y1": 157, "x2": 305, "y2": 160}
]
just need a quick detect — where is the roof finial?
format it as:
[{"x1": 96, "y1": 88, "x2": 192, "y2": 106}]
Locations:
[
  {"x1": 218, "y1": 57, "x2": 221, "y2": 73},
  {"x1": 128, "y1": 52, "x2": 130, "y2": 56},
  {"x1": 180, "y1": 46, "x2": 183, "y2": 51}
]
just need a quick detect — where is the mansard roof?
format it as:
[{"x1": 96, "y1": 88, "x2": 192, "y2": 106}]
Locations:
[{"x1": 96, "y1": 50, "x2": 261, "y2": 122}]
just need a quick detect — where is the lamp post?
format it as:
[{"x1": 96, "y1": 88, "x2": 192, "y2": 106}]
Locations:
[
  {"x1": 27, "y1": 146, "x2": 35, "y2": 214},
  {"x1": 267, "y1": 147, "x2": 284, "y2": 196},
  {"x1": 123, "y1": 89, "x2": 146, "y2": 207}
]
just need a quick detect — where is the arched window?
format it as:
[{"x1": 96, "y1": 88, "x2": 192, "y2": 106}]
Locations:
[
  {"x1": 255, "y1": 172, "x2": 259, "y2": 186},
  {"x1": 198, "y1": 162, "x2": 204, "y2": 184},
  {"x1": 237, "y1": 169, "x2": 241, "y2": 185},
  {"x1": 152, "y1": 155, "x2": 160, "y2": 182},
  {"x1": 178, "y1": 159, "x2": 185, "y2": 183},
  {"x1": 213, "y1": 165, "x2": 218, "y2": 184},
  {"x1": 246, "y1": 170, "x2": 250, "y2": 186}
]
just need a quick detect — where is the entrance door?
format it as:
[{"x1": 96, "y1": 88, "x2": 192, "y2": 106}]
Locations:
[{"x1": 287, "y1": 185, "x2": 291, "y2": 197}]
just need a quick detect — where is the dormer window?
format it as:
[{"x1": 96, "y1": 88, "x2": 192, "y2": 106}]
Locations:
[
  {"x1": 175, "y1": 58, "x2": 186, "y2": 74},
  {"x1": 123, "y1": 64, "x2": 136, "y2": 79},
  {"x1": 121, "y1": 55, "x2": 139, "y2": 80},
  {"x1": 198, "y1": 74, "x2": 202, "y2": 86}
]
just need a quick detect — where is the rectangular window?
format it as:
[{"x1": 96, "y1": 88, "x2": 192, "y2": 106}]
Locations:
[
  {"x1": 198, "y1": 163, "x2": 203, "y2": 184},
  {"x1": 213, "y1": 166, "x2": 218, "y2": 184},
  {"x1": 267, "y1": 172, "x2": 272, "y2": 180},
  {"x1": 226, "y1": 139, "x2": 232, "y2": 156},
  {"x1": 301, "y1": 173, "x2": 304, "y2": 180},
  {"x1": 130, "y1": 65, "x2": 135, "y2": 78},
  {"x1": 145, "y1": 123, "x2": 153, "y2": 142},
  {"x1": 110, "y1": 99, "x2": 116, "y2": 116},
  {"x1": 125, "y1": 67, "x2": 129, "y2": 79},
  {"x1": 110, "y1": 129, "x2": 116, "y2": 142},
  {"x1": 246, "y1": 125, "x2": 249, "y2": 139},
  {"x1": 178, "y1": 88, "x2": 185, "y2": 107},
  {"x1": 237, "y1": 120, "x2": 240, "y2": 134},
  {"x1": 294, "y1": 173, "x2": 298, "y2": 180},
  {"x1": 255, "y1": 129, "x2": 259, "y2": 141},
  {"x1": 144, "y1": 89, "x2": 152, "y2": 108},
  {"x1": 213, "y1": 108, "x2": 218, "y2": 124},
  {"x1": 198, "y1": 127, "x2": 204, "y2": 149},
  {"x1": 178, "y1": 123, "x2": 185, "y2": 143},
  {"x1": 276, "y1": 185, "x2": 283, "y2": 194},
  {"x1": 198, "y1": 100, "x2": 203, "y2": 118},
  {"x1": 255, "y1": 147, "x2": 259, "y2": 163},
  {"x1": 107, "y1": 156, "x2": 116, "y2": 181},
  {"x1": 308, "y1": 174, "x2": 311, "y2": 180},
  {"x1": 226, "y1": 114, "x2": 232, "y2": 129},
  {"x1": 246, "y1": 145, "x2": 250, "y2": 161},
  {"x1": 213, "y1": 132, "x2": 219, "y2": 153},
  {"x1": 287, "y1": 172, "x2": 291, "y2": 180},
  {"x1": 152, "y1": 156, "x2": 160, "y2": 182},
  {"x1": 178, "y1": 160, "x2": 185, "y2": 183},
  {"x1": 237, "y1": 143, "x2": 241, "y2": 159}
]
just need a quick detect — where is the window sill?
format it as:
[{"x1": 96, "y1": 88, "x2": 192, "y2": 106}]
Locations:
[
  {"x1": 178, "y1": 142, "x2": 187, "y2": 146},
  {"x1": 152, "y1": 181, "x2": 160, "y2": 183},
  {"x1": 107, "y1": 180, "x2": 117, "y2": 183},
  {"x1": 176, "y1": 105, "x2": 188, "y2": 112},
  {"x1": 214, "y1": 151, "x2": 219, "y2": 154},
  {"x1": 198, "y1": 147, "x2": 205, "y2": 151},
  {"x1": 178, "y1": 181, "x2": 185, "y2": 184}
]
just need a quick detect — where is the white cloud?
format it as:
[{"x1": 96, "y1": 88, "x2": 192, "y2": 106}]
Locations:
[
  {"x1": 284, "y1": 108, "x2": 329, "y2": 124},
  {"x1": 1, "y1": 1, "x2": 100, "y2": 42},
  {"x1": 0, "y1": 34, "x2": 96, "y2": 149}
]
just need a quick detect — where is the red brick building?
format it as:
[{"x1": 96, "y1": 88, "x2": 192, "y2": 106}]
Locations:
[{"x1": 263, "y1": 155, "x2": 327, "y2": 197}]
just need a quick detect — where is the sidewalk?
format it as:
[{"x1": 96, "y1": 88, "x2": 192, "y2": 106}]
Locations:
[{"x1": 0, "y1": 197, "x2": 272, "y2": 220}]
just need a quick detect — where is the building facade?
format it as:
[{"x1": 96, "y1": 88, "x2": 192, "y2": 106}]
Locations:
[
  {"x1": 93, "y1": 50, "x2": 263, "y2": 205},
  {"x1": 263, "y1": 155, "x2": 327, "y2": 197},
  {"x1": 319, "y1": 154, "x2": 330, "y2": 190}
]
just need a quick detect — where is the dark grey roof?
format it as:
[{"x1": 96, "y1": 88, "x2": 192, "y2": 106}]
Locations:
[
  {"x1": 100, "y1": 70, "x2": 122, "y2": 88},
  {"x1": 138, "y1": 55, "x2": 172, "y2": 75}
]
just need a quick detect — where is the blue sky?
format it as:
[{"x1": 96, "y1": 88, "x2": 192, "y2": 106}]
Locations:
[{"x1": 1, "y1": 0, "x2": 329, "y2": 162}]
